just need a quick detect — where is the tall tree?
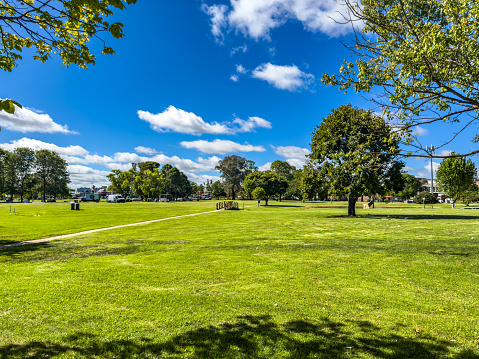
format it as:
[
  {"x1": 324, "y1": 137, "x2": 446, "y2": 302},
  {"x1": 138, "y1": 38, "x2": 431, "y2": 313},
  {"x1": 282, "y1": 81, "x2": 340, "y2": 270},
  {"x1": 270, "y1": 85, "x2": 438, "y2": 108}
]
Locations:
[
  {"x1": 271, "y1": 160, "x2": 295, "y2": 181},
  {"x1": 0, "y1": 0, "x2": 137, "y2": 112},
  {"x1": 436, "y1": 153, "x2": 476, "y2": 208},
  {"x1": 398, "y1": 174, "x2": 420, "y2": 200},
  {"x1": 299, "y1": 163, "x2": 328, "y2": 201},
  {"x1": 215, "y1": 155, "x2": 255, "y2": 200},
  {"x1": 0, "y1": 148, "x2": 9, "y2": 197},
  {"x1": 3, "y1": 151, "x2": 16, "y2": 200},
  {"x1": 36, "y1": 150, "x2": 70, "y2": 202},
  {"x1": 107, "y1": 168, "x2": 135, "y2": 199},
  {"x1": 211, "y1": 180, "x2": 226, "y2": 199},
  {"x1": 12, "y1": 147, "x2": 36, "y2": 202},
  {"x1": 133, "y1": 168, "x2": 164, "y2": 200},
  {"x1": 309, "y1": 105, "x2": 404, "y2": 216},
  {"x1": 243, "y1": 171, "x2": 288, "y2": 205},
  {"x1": 323, "y1": 0, "x2": 479, "y2": 156},
  {"x1": 271, "y1": 160, "x2": 296, "y2": 201}
]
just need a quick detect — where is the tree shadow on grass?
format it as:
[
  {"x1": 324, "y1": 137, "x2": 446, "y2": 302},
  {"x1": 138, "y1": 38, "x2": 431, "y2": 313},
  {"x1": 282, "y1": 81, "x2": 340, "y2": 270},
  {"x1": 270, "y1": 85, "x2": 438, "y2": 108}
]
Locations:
[
  {"x1": 325, "y1": 213, "x2": 479, "y2": 220},
  {"x1": 0, "y1": 241, "x2": 147, "y2": 262},
  {"x1": 265, "y1": 204, "x2": 303, "y2": 208},
  {"x1": 1, "y1": 315, "x2": 476, "y2": 358}
]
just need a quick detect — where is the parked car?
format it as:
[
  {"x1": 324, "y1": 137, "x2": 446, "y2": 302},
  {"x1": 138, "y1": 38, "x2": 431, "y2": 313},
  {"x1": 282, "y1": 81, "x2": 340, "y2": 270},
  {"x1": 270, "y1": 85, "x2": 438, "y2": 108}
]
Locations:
[{"x1": 107, "y1": 194, "x2": 125, "y2": 203}]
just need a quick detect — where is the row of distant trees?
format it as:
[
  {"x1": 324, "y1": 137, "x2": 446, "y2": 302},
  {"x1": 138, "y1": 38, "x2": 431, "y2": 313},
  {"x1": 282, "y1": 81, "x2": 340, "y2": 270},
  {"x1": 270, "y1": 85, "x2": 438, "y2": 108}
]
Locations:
[
  {"x1": 107, "y1": 162, "x2": 195, "y2": 200},
  {"x1": 214, "y1": 105, "x2": 478, "y2": 215},
  {"x1": 0, "y1": 148, "x2": 70, "y2": 202}
]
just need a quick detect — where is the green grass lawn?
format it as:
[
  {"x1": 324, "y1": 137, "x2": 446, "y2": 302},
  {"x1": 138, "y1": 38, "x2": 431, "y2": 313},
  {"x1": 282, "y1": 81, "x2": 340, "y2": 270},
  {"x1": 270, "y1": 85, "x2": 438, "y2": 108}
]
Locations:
[
  {"x1": 1, "y1": 201, "x2": 478, "y2": 358},
  {"x1": 0, "y1": 200, "x2": 222, "y2": 244}
]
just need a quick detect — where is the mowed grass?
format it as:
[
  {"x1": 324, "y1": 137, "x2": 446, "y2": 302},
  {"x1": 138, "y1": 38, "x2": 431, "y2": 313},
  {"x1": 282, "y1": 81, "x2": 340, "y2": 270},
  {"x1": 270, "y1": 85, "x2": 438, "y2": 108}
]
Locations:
[
  {"x1": 0, "y1": 201, "x2": 220, "y2": 244},
  {"x1": 1, "y1": 202, "x2": 479, "y2": 358}
]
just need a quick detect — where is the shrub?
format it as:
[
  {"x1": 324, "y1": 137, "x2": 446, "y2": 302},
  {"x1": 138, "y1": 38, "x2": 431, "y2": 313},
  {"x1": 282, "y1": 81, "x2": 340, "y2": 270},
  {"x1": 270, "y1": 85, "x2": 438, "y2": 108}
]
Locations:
[{"x1": 413, "y1": 191, "x2": 437, "y2": 204}]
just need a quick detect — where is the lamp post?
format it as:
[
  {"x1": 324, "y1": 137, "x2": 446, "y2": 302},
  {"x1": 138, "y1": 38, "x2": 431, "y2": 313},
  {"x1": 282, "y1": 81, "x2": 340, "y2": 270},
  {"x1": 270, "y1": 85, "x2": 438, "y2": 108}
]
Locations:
[
  {"x1": 426, "y1": 145, "x2": 435, "y2": 194},
  {"x1": 426, "y1": 145, "x2": 435, "y2": 208}
]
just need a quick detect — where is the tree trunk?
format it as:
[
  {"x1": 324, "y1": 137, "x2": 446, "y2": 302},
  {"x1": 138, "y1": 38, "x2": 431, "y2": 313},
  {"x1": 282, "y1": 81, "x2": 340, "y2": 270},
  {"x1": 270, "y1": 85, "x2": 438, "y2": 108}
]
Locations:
[
  {"x1": 265, "y1": 198, "x2": 269, "y2": 206},
  {"x1": 20, "y1": 180, "x2": 24, "y2": 203},
  {"x1": 231, "y1": 187, "x2": 236, "y2": 200},
  {"x1": 452, "y1": 200, "x2": 455, "y2": 209},
  {"x1": 43, "y1": 178, "x2": 46, "y2": 202},
  {"x1": 348, "y1": 196, "x2": 357, "y2": 216}
]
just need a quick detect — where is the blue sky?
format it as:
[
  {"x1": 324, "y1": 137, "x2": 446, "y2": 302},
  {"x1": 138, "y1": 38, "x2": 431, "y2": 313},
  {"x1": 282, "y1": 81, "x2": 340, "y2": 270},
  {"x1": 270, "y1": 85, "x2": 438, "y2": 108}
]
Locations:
[{"x1": 0, "y1": 0, "x2": 476, "y2": 188}]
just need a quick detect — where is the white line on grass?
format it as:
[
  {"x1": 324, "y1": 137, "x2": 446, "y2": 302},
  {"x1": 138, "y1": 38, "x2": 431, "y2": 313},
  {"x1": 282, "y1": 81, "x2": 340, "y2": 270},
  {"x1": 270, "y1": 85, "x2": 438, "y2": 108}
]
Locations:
[{"x1": 0, "y1": 209, "x2": 221, "y2": 249}]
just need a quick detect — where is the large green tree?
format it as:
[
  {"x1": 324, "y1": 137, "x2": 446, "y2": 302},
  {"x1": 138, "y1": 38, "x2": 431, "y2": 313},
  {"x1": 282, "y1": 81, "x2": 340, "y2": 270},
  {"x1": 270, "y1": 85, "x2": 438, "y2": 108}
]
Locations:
[
  {"x1": 0, "y1": 0, "x2": 137, "y2": 112},
  {"x1": 323, "y1": 0, "x2": 479, "y2": 154},
  {"x1": 133, "y1": 168, "x2": 164, "y2": 200},
  {"x1": 271, "y1": 160, "x2": 296, "y2": 201},
  {"x1": 211, "y1": 180, "x2": 226, "y2": 199},
  {"x1": 107, "y1": 168, "x2": 136, "y2": 199},
  {"x1": 309, "y1": 105, "x2": 404, "y2": 216},
  {"x1": 299, "y1": 163, "x2": 328, "y2": 201},
  {"x1": 436, "y1": 153, "x2": 476, "y2": 208},
  {"x1": 36, "y1": 149, "x2": 70, "y2": 201},
  {"x1": 0, "y1": 148, "x2": 9, "y2": 197},
  {"x1": 12, "y1": 147, "x2": 36, "y2": 202},
  {"x1": 398, "y1": 174, "x2": 420, "y2": 200},
  {"x1": 243, "y1": 171, "x2": 288, "y2": 205},
  {"x1": 215, "y1": 155, "x2": 255, "y2": 200}
]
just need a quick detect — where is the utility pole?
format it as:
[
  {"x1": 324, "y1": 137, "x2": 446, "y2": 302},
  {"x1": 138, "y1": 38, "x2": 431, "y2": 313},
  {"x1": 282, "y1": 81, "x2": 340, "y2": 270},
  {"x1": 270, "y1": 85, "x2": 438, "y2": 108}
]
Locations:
[{"x1": 426, "y1": 145, "x2": 435, "y2": 194}]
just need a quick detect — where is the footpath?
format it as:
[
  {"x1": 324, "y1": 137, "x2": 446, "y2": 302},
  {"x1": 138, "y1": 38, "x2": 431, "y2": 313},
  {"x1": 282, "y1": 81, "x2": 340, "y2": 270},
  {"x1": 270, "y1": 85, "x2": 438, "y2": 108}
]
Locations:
[{"x1": 0, "y1": 209, "x2": 219, "y2": 249}]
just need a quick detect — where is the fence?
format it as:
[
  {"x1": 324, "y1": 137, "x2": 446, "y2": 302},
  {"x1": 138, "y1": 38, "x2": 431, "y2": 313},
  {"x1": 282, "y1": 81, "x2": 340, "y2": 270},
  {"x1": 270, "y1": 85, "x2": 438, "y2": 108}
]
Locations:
[{"x1": 216, "y1": 201, "x2": 239, "y2": 210}]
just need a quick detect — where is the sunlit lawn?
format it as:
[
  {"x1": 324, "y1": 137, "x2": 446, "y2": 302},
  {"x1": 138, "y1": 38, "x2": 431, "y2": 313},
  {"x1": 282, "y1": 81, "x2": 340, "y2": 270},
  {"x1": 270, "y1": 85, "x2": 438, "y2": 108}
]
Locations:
[
  {"x1": 1, "y1": 201, "x2": 478, "y2": 358},
  {"x1": 0, "y1": 200, "x2": 221, "y2": 244}
]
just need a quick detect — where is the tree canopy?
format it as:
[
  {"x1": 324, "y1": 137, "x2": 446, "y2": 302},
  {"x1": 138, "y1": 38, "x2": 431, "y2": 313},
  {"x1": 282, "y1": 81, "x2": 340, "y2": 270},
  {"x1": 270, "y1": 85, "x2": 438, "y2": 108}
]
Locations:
[
  {"x1": 243, "y1": 171, "x2": 288, "y2": 205},
  {"x1": 398, "y1": 174, "x2": 420, "y2": 200},
  {"x1": 323, "y1": 0, "x2": 479, "y2": 156},
  {"x1": 436, "y1": 152, "x2": 476, "y2": 208},
  {"x1": 215, "y1": 155, "x2": 256, "y2": 200},
  {"x1": 0, "y1": 0, "x2": 137, "y2": 72},
  {"x1": 0, "y1": 0, "x2": 136, "y2": 112},
  {"x1": 309, "y1": 104, "x2": 404, "y2": 216}
]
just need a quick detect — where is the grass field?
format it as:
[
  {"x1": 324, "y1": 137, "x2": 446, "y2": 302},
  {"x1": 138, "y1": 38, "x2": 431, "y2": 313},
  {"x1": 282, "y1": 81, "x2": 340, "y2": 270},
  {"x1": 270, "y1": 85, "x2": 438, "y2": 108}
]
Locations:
[
  {"x1": 0, "y1": 201, "x2": 220, "y2": 245},
  {"x1": 1, "y1": 201, "x2": 478, "y2": 358}
]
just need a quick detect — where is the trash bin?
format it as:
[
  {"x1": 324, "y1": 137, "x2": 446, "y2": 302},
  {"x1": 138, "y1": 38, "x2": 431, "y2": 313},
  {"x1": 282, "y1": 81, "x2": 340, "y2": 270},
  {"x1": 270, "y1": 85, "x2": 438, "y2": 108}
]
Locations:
[
  {"x1": 70, "y1": 202, "x2": 75, "y2": 210},
  {"x1": 75, "y1": 203, "x2": 80, "y2": 210}
]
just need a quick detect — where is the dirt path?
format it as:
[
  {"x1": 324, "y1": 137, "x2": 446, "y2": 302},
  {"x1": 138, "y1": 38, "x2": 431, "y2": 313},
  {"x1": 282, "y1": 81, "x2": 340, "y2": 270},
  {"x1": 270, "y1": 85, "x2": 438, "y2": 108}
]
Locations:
[{"x1": 0, "y1": 209, "x2": 220, "y2": 249}]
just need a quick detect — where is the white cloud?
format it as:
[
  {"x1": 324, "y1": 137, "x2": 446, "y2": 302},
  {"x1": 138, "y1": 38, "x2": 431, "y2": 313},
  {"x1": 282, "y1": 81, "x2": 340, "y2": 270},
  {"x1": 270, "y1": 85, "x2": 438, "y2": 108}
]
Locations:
[
  {"x1": 197, "y1": 156, "x2": 222, "y2": 168},
  {"x1": 0, "y1": 137, "x2": 88, "y2": 157},
  {"x1": 412, "y1": 126, "x2": 428, "y2": 136},
  {"x1": 252, "y1": 63, "x2": 314, "y2": 91},
  {"x1": 204, "y1": 0, "x2": 352, "y2": 42},
  {"x1": 0, "y1": 105, "x2": 77, "y2": 134},
  {"x1": 105, "y1": 163, "x2": 135, "y2": 171},
  {"x1": 0, "y1": 137, "x2": 225, "y2": 186},
  {"x1": 236, "y1": 64, "x2": 247, "y2": 74},
  {"x1": 272, "y1": 145, "x2": 310, "y2": 167},
  {"x1": 113, "y1": 152, "x2": 148, "y2": 163},
  {"x1": 233, "y1": 116, "x2": 272, "y2": 132},
  {"x1": 258, "y1": 162, "x2": 272, "y2": 171},
  {"x1": 185, "y1": 172, "x2": 222, "y2": 184},
  {"x1": 135, "y1": 146, "x2": 158, "y2": 155},
  {"x1": 201, "y1": 4, "x2": 229, "y2": 43},
  {"x1": 68, "y1": 165, "x2": 111, "y2": 188},
  {"x1": 180, "y1": 139, "x2": 266, "y2": 155},
  {"x1": 438, "y1": 150, "x2": 452, "y2": 157},
  {"x1": 231, "y1": 45, "x2": 248, "y2": 55},
  {"x1": 230, "y1": 64, "x2": 248, "y2": 82},
  {"x1": 138, "y1": 106, "x2": 233, "y2": 135}
]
